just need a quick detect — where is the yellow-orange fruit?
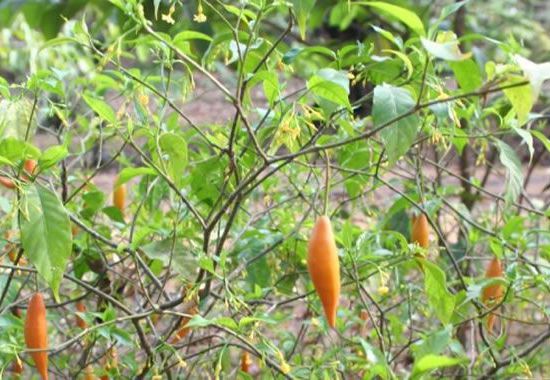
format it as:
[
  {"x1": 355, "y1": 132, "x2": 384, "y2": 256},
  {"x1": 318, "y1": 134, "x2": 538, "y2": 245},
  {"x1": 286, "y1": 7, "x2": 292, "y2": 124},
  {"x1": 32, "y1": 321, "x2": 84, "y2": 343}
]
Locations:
[
  {"x1": 307, "y1": 215, "x2": 340, "y2": 328},
  {"x1": 0, "y1": 176, "x2": 15, "y2": 189},
  {"x1": 411, "y1": 213, "x2": 430, "y2": 248},
  {"x1": 24, "y1": 293, "x2": 48, "y2": 380},
  {"x1": 240, "y1": 351, "x2": 252, "y2": 373},
  {"x1": 359, "y1": 309, "x2": 369, "y2": 335},
  {"x1": 84, "y1": 365, "x2": 95, "y2": 380},
  {"x1": 113, "y1": 183, "x2": 126, "y2": 215},
  {"x1": 23, "y1": 159, "x2": 37, "y2": 177},
  {"x1": 171, "y1": 304, "x2": 198, "y2": 344},
  {"x1": 482, "y1": 257, "x2": 505, "y2": 333},
  {"x1": 76, "y1": 301, "x2": 88, "y2": 329},
  {"x1": 8, "y1": 249, "x2": 27, "y2": 266}
]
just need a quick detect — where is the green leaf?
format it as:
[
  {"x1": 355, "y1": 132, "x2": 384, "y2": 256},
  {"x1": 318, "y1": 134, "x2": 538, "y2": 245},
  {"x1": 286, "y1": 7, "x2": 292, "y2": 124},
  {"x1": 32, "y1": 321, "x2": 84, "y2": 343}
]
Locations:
[
  {"x1": 173, "y1": 30, "x2": 213, "y2": 43},
  {"x1": 532, "y1": 130, "x2": 550, "y2": 153},
  {"x1": 412, "y1": 354, "x2": 467, "y2": 379},
  {"x1": 421, "y1": 259, "x2": 455, "y2": 324},
  {"x1": 116, "y1": 167, "x2": 156, "y2": 186},
  {"x1": 358, "y1": 1, "x2": 425, "y2": 36},
  {"x1": 383, "y1": 49, "x2": 413, "y2": 80},
  {"x1": 20, "y1": 184, "x2": 72, "y2": 301},
  {"x1": 496, "y1": 140, "x2": 523, "y2": 204},
  {"x1": 502, "y1": 76, "x2": 532, "y2": 125},
  {"x1": 0, "y1": 155, "x2": 14, "y2": 166},
  {"x1": 421, "y1": 38, "x2": 471, "y2": 61},
  {"x1": 158, "y1": 132, "x2": 188, "y2": 187},
  {"x1": 214, "y1": 316, "x2": 238, "y2": 330},
  {"x1": 373, "y1": 84, "x2": 419, "y2": 164},
  {"x1": 141, "y1": 239, "x2": 198, "y2": 278},
  {"x1": 0, "y1": 137, "x2": 40, "y2": 162},
  {"x1": 0, "y1": 76, "x2": 9, "y2": 98},
  {"x1": 291, "y1": 0, "x2": 317, "y2": 40},
  {"x1": 437, "y1": 0, "x2": 469, "y2": 24},
  {"x1": 412, "y1": 326, "x2": 453, "y2": 359},
  {"x1": 449, "y1": 59, "x2": 482, "y2": 91},
  {"x1": 39, "y1": 145, "x2": 68, "y2": 170},
  {"x1": 83, "y1": 93, "x2": 117, "y2": 125},
  {"x1": 512, "y1": 127, "x2": 534, "y2": 164},
  {"x1": 248, "y1": 71, "x2": 279, "y2": 105},
  {"x1": 185, "y1": 315, "x2": 212, "y2": 328},
  {"x1": 282, "y1": 46, "x2": 336, "y2": 64},
  {"x1": 307, "y1": 69, "x2": 351, "y2": 110},
  {"x1": 0, "y1": 98, "x2": 37, "y2": 140}
]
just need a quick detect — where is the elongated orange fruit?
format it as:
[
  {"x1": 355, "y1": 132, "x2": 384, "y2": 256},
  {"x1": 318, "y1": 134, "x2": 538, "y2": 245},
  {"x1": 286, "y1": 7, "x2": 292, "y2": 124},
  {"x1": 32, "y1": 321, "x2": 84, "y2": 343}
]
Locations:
[
  {"x1": 24, "y1": 293, "x2": 49, "y2": 380},
  {"x1": 411, "y1": 213, "x2": 430, "y2": 248},
  {"x1": 482, "y1": 257, "x2": 504, "y2": 333},
  {"x1": 307, "y1": 215, "x2": 340, "y2": 328},
  {"x1": 240, "y1": 351, "x2": 252, "y2": 373},
  {"x1": 171, "y1": 304, "x2": 198, "y2": 344},
  {"x1": 23, "y1": 159, "x2": 37, "y2": 177},
  {"x1": 113, "y1": 182, "x2": 126, "y2": 215},
  {"x1": 0, "y1": 176, "x2": 15, "y2": 189},
  {"x1": 84, "y1": 365, "x2": 96, "y2": 380},
  {"x1": 76, "y1": 301, "x2": 88, "y2": 329}
]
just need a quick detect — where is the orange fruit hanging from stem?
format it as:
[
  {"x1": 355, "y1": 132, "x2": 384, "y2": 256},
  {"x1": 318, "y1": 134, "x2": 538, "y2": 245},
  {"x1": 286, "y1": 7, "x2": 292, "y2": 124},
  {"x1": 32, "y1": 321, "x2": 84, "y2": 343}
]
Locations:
[{"x1": 307, "y1": 215, "x2": 340, "y2": 328}]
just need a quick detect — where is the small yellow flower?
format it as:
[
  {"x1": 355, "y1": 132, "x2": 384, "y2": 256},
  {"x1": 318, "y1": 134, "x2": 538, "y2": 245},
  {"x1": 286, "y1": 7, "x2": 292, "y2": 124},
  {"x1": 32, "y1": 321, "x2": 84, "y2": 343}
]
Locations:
[
  {"x1": 161, "y1": 4, "x2": 176, "y2": 24},
  {"x1": 280, "y1": 361, "x2": 291, "y2": 374},
  {"x1": 138, "y1": 93, "x2": 149, "y2": 108},
  {"x1": 193, "y1": 3, "x2": 207, "y2": 23},
  {"x1": 377, "y1": 285, "x2": 389, "y2": 296},
  {"x1": 431, "y1": 130, "x2": 443, "y2": 144}
]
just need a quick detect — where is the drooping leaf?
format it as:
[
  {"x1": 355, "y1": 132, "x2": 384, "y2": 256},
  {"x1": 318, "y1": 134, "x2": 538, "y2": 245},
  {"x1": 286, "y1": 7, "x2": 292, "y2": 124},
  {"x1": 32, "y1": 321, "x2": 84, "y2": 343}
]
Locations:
[
  {"x1": 502, "y1": 76, "x2": 532, "y2": 125},
  {"x1": 39, "y1": 145, "x2": 68, "y2": 170},
  {"x1": 158, "y1": 132, "x2": 188, "y2": 187},
  {"x1": 512, "y1": 127, "x2": 534, "y2": 164},
  {"x1": 83, "y1": 93, "x2": 117, "y2": 125},
  {"x1": 373, "y1": 84, "x2": 419, "y2": 164},
  {"x1": 496, "y1": 140, "x2": 523, "y2": 204},
  {"x1": 291, "y1": 0, "x2": 317, "y2": 40},
  {"x1": 116, "y1": 167, "x2": 157, "y2": 187},
  {"x1": 20, "y1": 184, "x2": 72, "y2": 301},
  {"x1": 532, "y1": 130, "x2": 550, "y2": 153},
  {"x1": 412, "y1": 354, "x2": 467, "y2": 379},
  {"x1": 421, "y1": 259, "x2": 455, "y2": 324},
  {"x1": 358, "y1": 1, "x2": 425, "y2": 36}
]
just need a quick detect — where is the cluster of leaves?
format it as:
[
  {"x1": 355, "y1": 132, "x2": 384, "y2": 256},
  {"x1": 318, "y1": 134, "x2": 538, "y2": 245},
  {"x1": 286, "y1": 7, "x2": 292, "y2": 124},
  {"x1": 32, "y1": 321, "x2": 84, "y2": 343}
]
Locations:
[{"x1": 0, "y1": 0, "x2": 549, "y2": 379}]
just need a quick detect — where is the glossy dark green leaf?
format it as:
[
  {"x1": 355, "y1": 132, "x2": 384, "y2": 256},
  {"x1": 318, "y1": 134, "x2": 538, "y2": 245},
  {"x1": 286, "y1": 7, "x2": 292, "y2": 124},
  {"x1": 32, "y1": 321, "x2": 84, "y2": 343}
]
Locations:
[{"x1": 373, "y1": 84, "x2": 419, "y2": 164}]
